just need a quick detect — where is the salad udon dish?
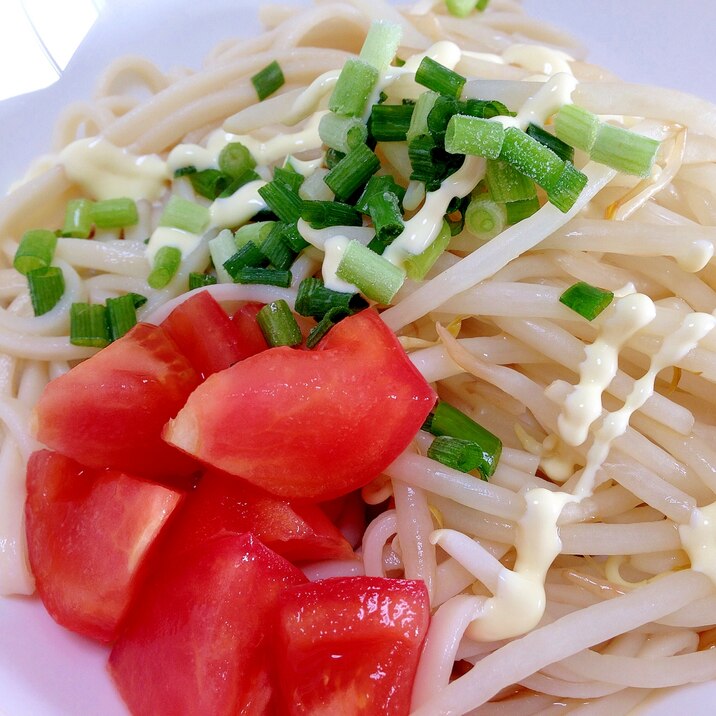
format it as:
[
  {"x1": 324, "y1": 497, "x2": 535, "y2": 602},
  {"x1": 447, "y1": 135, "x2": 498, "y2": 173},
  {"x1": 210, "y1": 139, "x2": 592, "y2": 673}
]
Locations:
[{"x1": 2, "y1": 0, "x2": 716, "y2": 714}]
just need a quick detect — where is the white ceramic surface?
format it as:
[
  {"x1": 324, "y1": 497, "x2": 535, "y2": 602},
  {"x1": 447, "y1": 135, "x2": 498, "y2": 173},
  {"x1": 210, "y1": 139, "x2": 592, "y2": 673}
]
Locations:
[{"x1": 1, "y1": 2, "x2": 715, "y2": 714}]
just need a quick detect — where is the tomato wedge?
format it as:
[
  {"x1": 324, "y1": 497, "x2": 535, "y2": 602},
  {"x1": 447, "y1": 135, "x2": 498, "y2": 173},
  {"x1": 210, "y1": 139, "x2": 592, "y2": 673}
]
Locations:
[
  {"x1": 162, "y1": 291, "x2": 261, "y2": 378},
  {"x1": 164, "y1": 309, "x2": 436, "y2": 500},
  {"x1": 163, "y1": 470, "x2": 354, "y2": 564},
  {"x1": 275, "y1": 576, "x2": 430, "y2": 715},
  {"x1": 231, "y1": 301, "x2": 269, "y2": 358},
  {"x1": 34, "y1": 323, "x2": 200, "y2": 481},
  {"x1": 25, "y1": 450, "x2": 182, "y2": 643},
  {"x1": 109, "y1": 533, "x2": 306, "y2": 716}
]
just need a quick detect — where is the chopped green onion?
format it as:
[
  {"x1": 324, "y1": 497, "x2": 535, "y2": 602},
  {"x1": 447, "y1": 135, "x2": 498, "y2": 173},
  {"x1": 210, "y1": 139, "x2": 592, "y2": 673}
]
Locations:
[
  {"x1": 70, "y1": 303, "x2": 109, "y2": 348},
  {"x1": 462, "y1": 98, "x2": 513, "y2": 119},
  {"x1": 408, "y1": 134, "x2": 463, "y2": 191},
  {"x1": 407, "y1": 90, "x2": 439, "y2": 143},
  {"x1": 174, "y1": 166, "x2": 197, "y2": 178},
  {"x1": 359, "y1": 20, "x2": 403, "y2": 72},
  {"x1": 355, "y1": 175, "x2": 406, "y2": 214},
  {"x1": 301, "y1": 200, "x2": 363, "y2": 229},
  {"x1": 559, "y1": 281, "x2": 614, "y2": 321},
  {"x1": 148, "y1": 246, "x2": 182, "y2": 289},
  {"x1": 428, "y1": 436, "x2": 496, "y2": 475},
  {"x1": 446, "y1": 0, "x2": 479, "y2": 18},
  {"x1": 425, "y1": 401, "x2": 502, "y2": 478},
  {"x1": 526, "y1": 123, "x2": 574, "y2": 163},
  {"x1": 324, "y1": 143, "x2": 381, "y2": 201},
  {"x1": 444, "y1": 114, "x2": 505, "y2": 158},
  {"x1": 464, "y1": 195, "x2": 507, "y2": 239},
  {"x1": 278, "y1": 222, "x2": 310, "y2": 253},
  {"x1": 476, "y1": 0, "x2": 489, "y2": 9},
  {"x1": 188, "y1": 169, "x2": 231, "y2": 200},
  {"x1": 234, "y1": 221, "x2": 276, "y2": 248},
  {"x1": 256, "y1": 299, "x2": 302, "y2": 347},
  {"x1": 335, "y1": 239, "x2": 405, "y2": 304},
  {"x1": 106, "y1": 294, "x2": 138, "y2": 341},
  {"x1": 13, "y1": 229, "x2": 57, "y2": 275},
  {"x1": 27, "y1": 266, "x2": 65, "y2": 316},
  {"x1": 62, "y1": 199, "x2": 93, "y2": 238},
  {"x1": 554, "y1": 103, "x2": 600, "y2": 153},
  {"x1": 499, "y1": 127, "x2": 565, "y2": 193},
  {"x1": 260, "y1": 224, "x2": 297, "y2": 270},
  {"x1": 219, "y1": 170, "x2": 262, "y2": 198},
  {"x1": 295, "y1": 277, "x2": 364, "y2": 319},
  {"x1": 367, "y1": 191, "x2": 404, "y2": 249},
  {"x1": 90, "y1": 198, "x2": 138, "y2": 229},
  {"x1": 415, "y1": 56, "x2": 466, "y2": 99},
  {"x1": 158, "y1": 195, "x2": 209, "y2": 234},
  {"x1": 325, "y1": 148, "x2": 346, "y2": 169},
  {"x1": 547, "y1": 161, "x2": 588, "y2": 213},
  {"x1": 209, "y1": 229, "x2": 240, "y2": 283},
  {"x1": 404, "y1": 220, "x2": 452, "y2": 280},
  {"x1": 218, "y1": 142, "x2": 256, "y2": 179},
  {"x1": 251, "y1": 60, "x2": 285, "y2": 101},
  {"x1": 273, "y1": 166, "x2": 305, "y2": 193},
  {"x1": 233, "y1": 267, "x2": 292, "y2": 287},
  {"x1": 258, "y1": 177, "x2": 304, "y2": 223},
  {"x1": 319, "y1": 113, "x2": 369, "y2": 154},
  {"x1": 306, "y1": 306, "x2": 352, "y2": 348},
  {"x1": 329, "y1": 58, "x2": 379, "y2": 118},
  {"x1": 427, "y1": 95, "x2": 460, "y2": 142},
  {"x1": 128, "y1": 293, "x2": 147, "y2": 308},
  {"x1": 224, "y1": 240, "x2": 267, "y2": 280},
  {"x1": 485, "y1": 159, "x2": 537, "y2": 203},
  {"x1": 505, "y1": 196, "x2": 540, "y2": 224},
  {"x1": 188, "y1": 272, "x2": 218, "y2": 290},
  {"x1": 368, "y1": 103, "x2": 415, "y2": 142},
  {"x1": 591, "y1": 122, "x2": 660, "y2": 177},
  {"x1": 445, "y1": 195, "x2": 471, "y2": 236}
]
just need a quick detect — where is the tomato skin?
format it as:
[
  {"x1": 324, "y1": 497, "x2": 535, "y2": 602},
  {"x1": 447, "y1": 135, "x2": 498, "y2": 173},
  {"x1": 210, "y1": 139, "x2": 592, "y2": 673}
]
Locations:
[
  {"x1": 25, "y1": 450, "x2": 182, "y2": 643},
  {"x1": 109, "y1": 533, "x2": 306, "y2": 716},
  {"x1": 35, "y1": 323, "x2": 200, "y2": 481},
  {"x1": 275, "y1": 576, "x2": 430, "y2": 715},
  {"x1": 164, "y1": 470, "x2": 354, "y2": 564},
  {"x1": 231, "y1": 302, "x2": 269, "y2": 359},
  {"x1": 163, "y1": 291, "x2": 261, "y2": 378},
  {"x1": 164, "y1": 309, "x2": 436, "y2": 500}
]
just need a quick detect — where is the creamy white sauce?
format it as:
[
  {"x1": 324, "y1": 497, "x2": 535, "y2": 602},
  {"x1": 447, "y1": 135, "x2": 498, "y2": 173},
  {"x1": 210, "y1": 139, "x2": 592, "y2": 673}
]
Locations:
[
  {"x1": 451, "y1": 488, "x2": 575, "y2": 641},
  {"x1": 286, "y1": 70, "x2": 339, "y2": 125},
  {"x1": 208, "y1": 180, "x2": 267, "y2": 229},
  {"x1": 502, "y1": 44, "x2": 574, "y2": 77},
  {"x1": 680, "y1": 502, "x2": 716, "y2": 585},
  {"x1": 558, "y1": 289, "x2": 656, "y2": 448},
  {"x1": 60, "y1": 138, "x2": 168, "y2": 201},
  {"x1": 321, "y1": 235, "x2": 359, "y2": 293},
  {"x1": 383, "y1": 155, "x2": 485, "y2": 266},
  {"x1": 145, "y1": 226, "x2": 202, "y2": 265}
]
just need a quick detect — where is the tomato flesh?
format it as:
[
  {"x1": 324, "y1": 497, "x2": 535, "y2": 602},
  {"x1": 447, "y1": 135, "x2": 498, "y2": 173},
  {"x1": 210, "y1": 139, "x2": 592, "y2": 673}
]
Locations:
[
  {"x1": 162, "y1": 291, "x2": 259, "y2": 378},
  {"x1": 164, "y1": 309, "x2": 436, "y2": 500},
  {"x1": 164, "y1": 470, "x2": 354, "y2": 564},
  {"x1": 35, "y1": 323, "x2": 200, "y2": 481},
  {"x1": 231, "y1": 301, "x2": 269, "y2": 359},
  {"x1": 109, "y1": 533, "x2": 306, "y2": 716},
  {"x1": 275, "y1": 576, "x2": 430, "y2": 715},
  {"x1": 25, "y1": 450, "x2": 182, "y2": 642}
]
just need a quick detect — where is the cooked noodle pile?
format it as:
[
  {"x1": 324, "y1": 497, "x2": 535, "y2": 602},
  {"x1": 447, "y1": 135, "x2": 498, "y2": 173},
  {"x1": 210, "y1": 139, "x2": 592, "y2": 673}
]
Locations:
[{"x1": 2, "y1": 1, "x2": 716, "y2": 713}]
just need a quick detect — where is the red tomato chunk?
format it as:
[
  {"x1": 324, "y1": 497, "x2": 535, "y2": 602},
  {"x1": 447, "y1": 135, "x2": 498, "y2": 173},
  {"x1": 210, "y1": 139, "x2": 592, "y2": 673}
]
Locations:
[
  {"x1": 162, "y1": 291, "x2": 262, "y2": 379},
  {"x1": 34, "y1": 323, "x2": 200, "y2": 481},
  {"x1": 163, "y1": 469, "x2": 354, "y2": 564},
  {"x1": 275, "y1": 576, "x2": 430, "y2": 715},
  {"x1": 231, "y1": 301, "x2": 269, "y2": 358},
  {"x1": 25, "y1": 450, "x2": 182, "y2": 643},
  {"x1": 109, "y1": 533, "x2": 306, "y2": 716},
  {"x1": 164, "y1": 309, "x2": 436, "y2": 500}
]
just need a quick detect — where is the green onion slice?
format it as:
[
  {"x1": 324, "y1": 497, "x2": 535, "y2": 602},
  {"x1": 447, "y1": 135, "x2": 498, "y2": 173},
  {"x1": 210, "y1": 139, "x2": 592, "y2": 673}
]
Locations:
[
  {"x1": 70, "y1": 303, "x2": 109, "y2": 347},
  {"x1": 251, "y1": 60, "x2": 285, "y2": 101},
  {"x1": 28, "y1": 266, "x2": 65, "y2": 316},
  {"x1": 14, "y1": 229, "x2": 57, "y2": 276},
  {"x1": 256, "y1": 299, "x2": 303, "y2": 346},
  {"x1": 559, "y1": 281, "x2": 614, "y2": 321}
]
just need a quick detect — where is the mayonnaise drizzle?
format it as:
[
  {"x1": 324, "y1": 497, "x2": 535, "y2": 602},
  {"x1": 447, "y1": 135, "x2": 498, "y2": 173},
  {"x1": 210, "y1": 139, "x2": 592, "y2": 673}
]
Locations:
[
  {"x1": 558, "y1": 288, "x2": 656, "y2": 448},
  {"x1": 209, "y1": 180, "x2": 267, "y2": 229},
  {"x1": 145, "y1": 226, "x2": 203, "y2": 264},
  {"x1": 60, "y1": 138, "x2": 168, "y2": 201},
  {"x1": 680, "y1": 502, "x2": 716, "y2": 585},
  {"x1": 383, "y1": 155, "x2": 485, "y2": 266},
  {"x1": 502, "y1": 44, "x2": 574, "y2": 77},
  {"x1": 321, "y1": 236, "x2": 359, "y2": 293}
]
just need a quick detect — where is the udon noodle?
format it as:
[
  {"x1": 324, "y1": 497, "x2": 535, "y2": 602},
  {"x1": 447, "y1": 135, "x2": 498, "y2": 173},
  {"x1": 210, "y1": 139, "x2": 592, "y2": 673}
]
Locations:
[{"x1": 2, "y1": 0, "x2": 716, "y2": 713}]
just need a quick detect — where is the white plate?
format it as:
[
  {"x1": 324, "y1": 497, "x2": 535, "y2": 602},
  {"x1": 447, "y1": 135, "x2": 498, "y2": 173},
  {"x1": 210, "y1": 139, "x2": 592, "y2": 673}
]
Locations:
[{"x1": 1, "y1": 2, "x2": 715, "y2": 714}]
